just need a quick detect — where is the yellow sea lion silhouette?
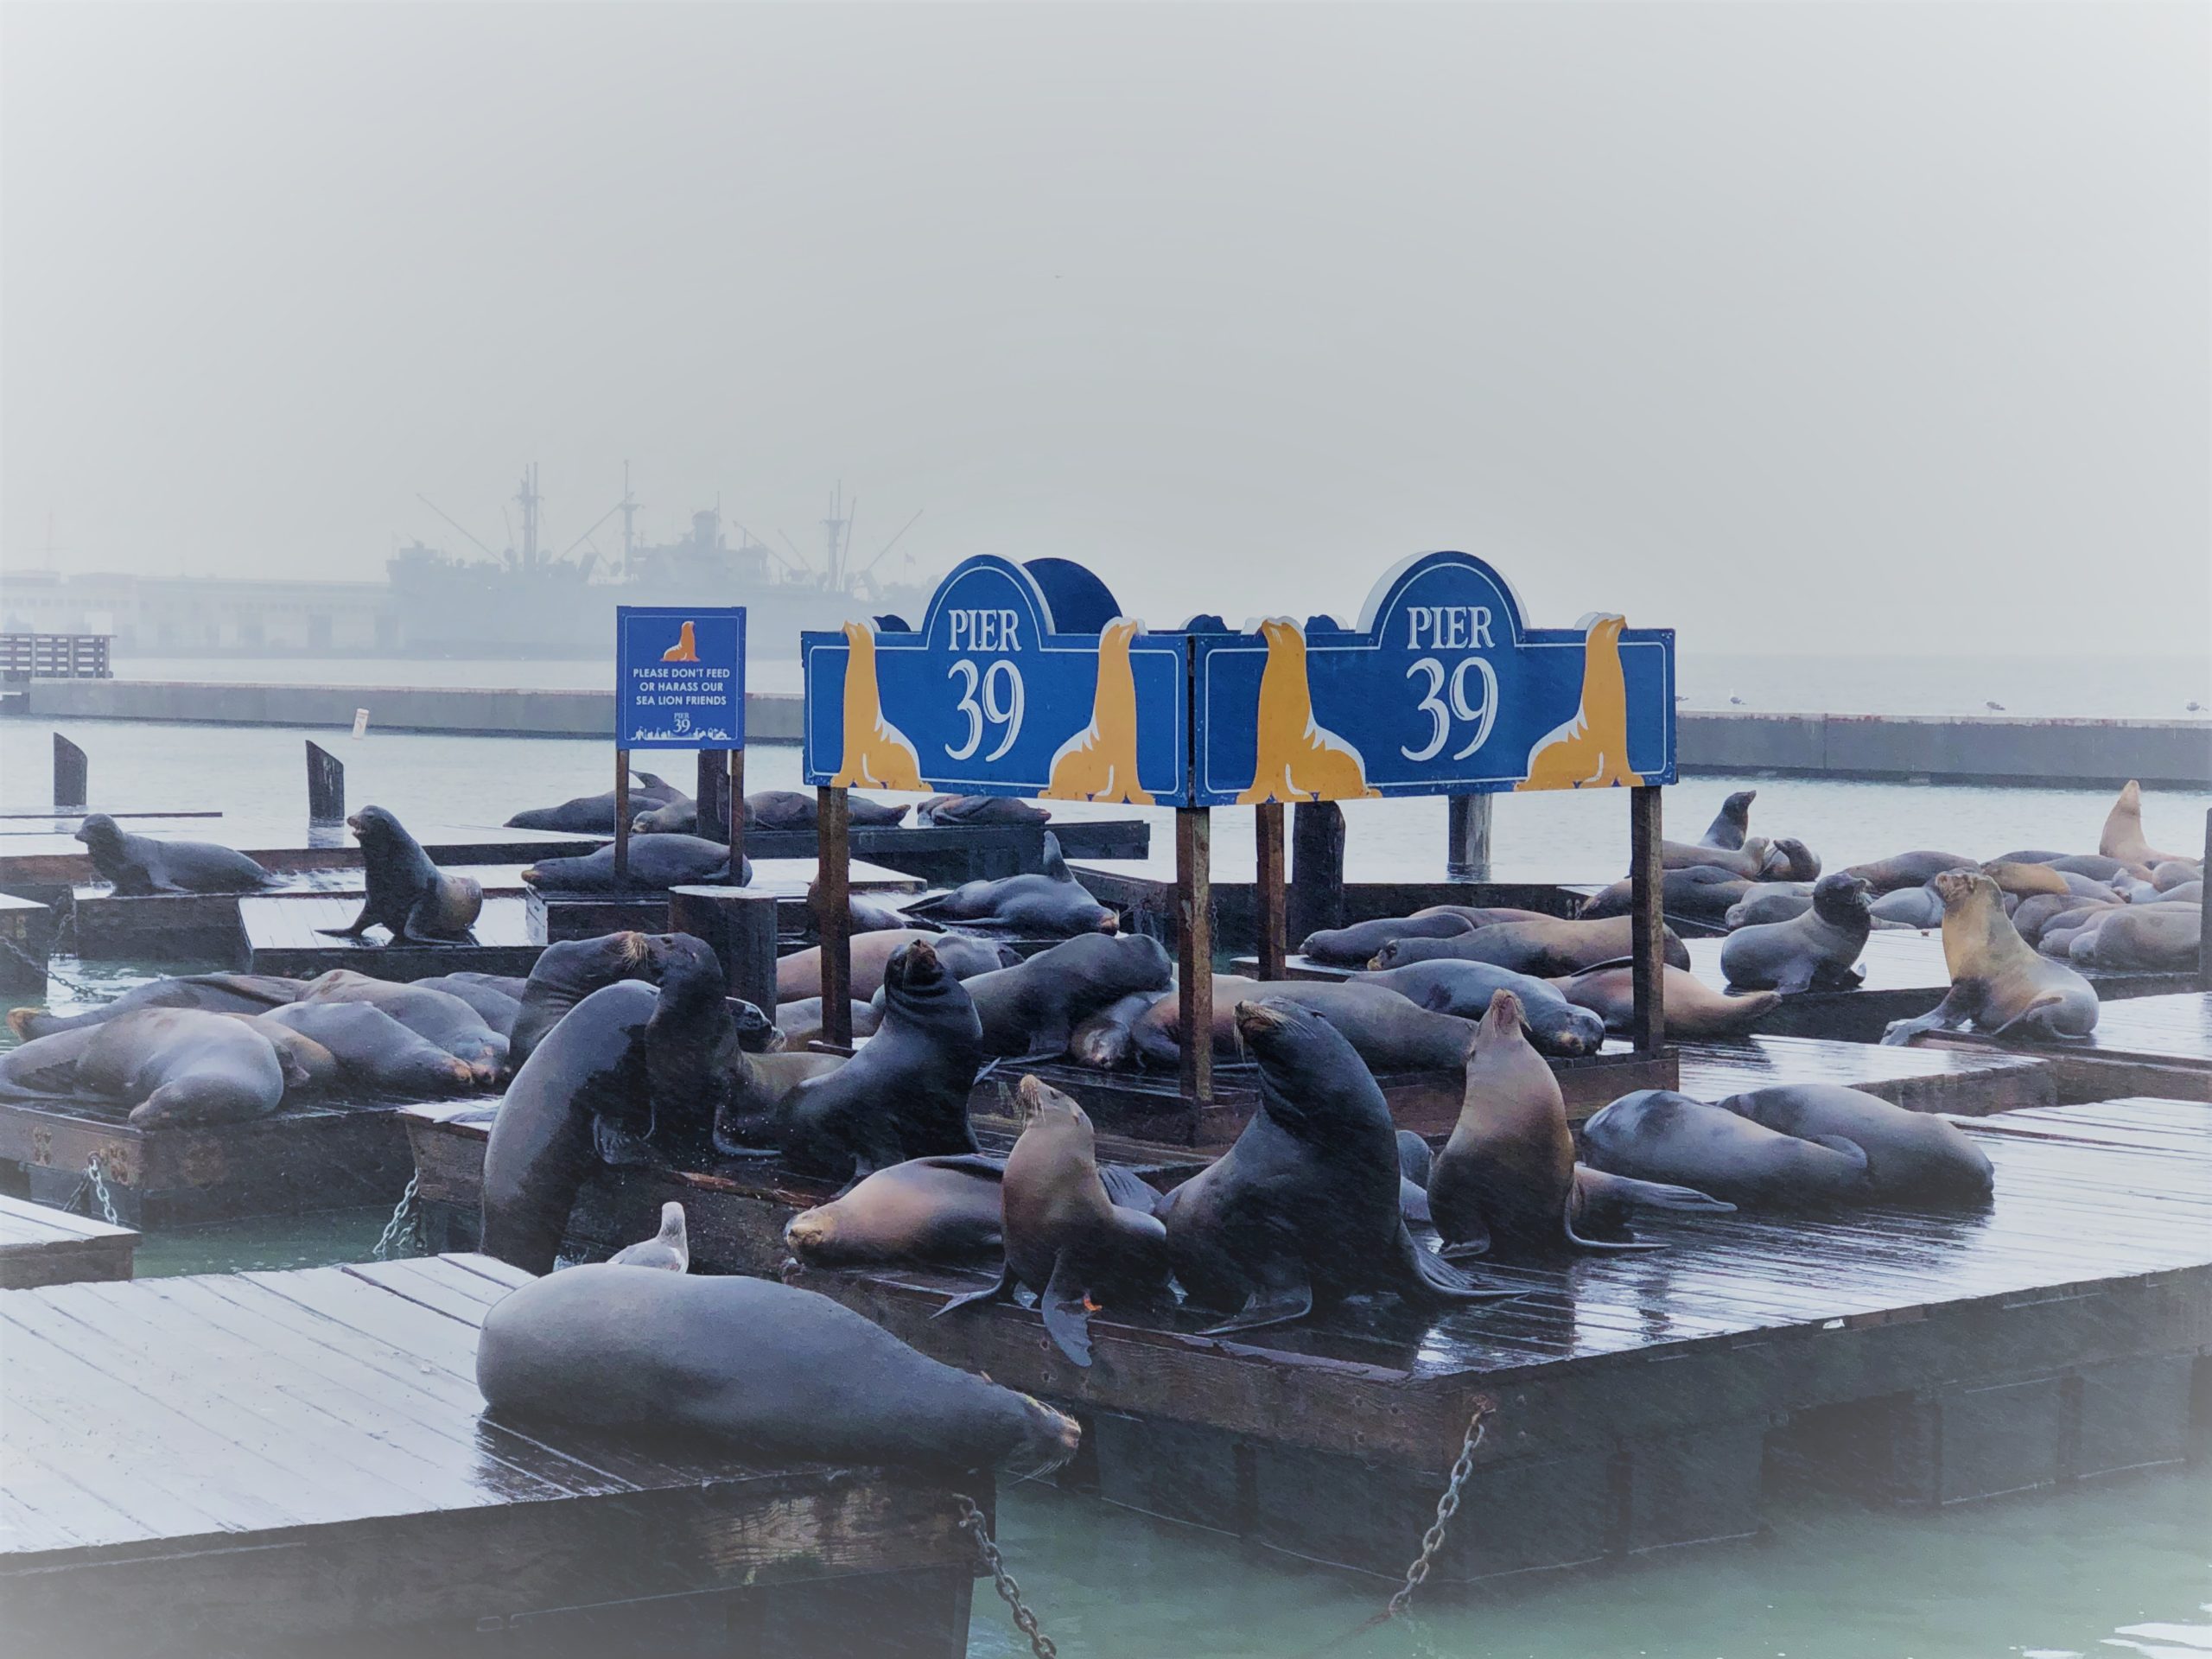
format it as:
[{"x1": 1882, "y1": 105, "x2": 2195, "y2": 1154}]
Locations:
[
  {"x1": 1236, "y1": 618, "x2": 1378, "y2": 804},
  {"x1": 1516, "y1": 613, "x2": 1643, "y2": 791},
  {"x1": 1042, "y1": 618, "x2": 1156, "y2": 804},
  {"x1": 830, "y1": 621, "x2": 926, "y2": 791},
  {"x1": 661, "y1": 620, "x2": 699, "y2": 663}
]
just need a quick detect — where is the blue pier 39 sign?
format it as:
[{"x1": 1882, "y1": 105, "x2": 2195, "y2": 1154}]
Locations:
[
  {"x1": 616, "y1": 606, "x2": 746, "y2": 749},
  {"x1": 801, "y1": 557, "x2": 1190, "y2": 805},
  {"x1": 1191, "y1": 551, "x2": 1675, "y2": 805}
]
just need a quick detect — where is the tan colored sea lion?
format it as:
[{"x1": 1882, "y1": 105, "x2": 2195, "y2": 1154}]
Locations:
[
  {"x1": 775, "y1": 928, "x2": 1009, "y2": 1001},
  {"x1": 1236, "y1": 618, "x2": 1378, "y2": 804},
  {"x1": 1881, "y1": 870, "x2": 2099, "y2": 1044},
  {"x1": 1553, "y1": 963, "x2": 1781, "y2": 1037},
  {"x1": 660, "y1": 621, "x2": 699, "y2": 663},
  {"x1": 785, "y1": 1154, "x2": 1008, "y2": 1268},
  {"x1": 2100, "y1": 780, "x2": 2198, "y2": 871},
  {"x1": 1042, "y1": 618, "x2": 1156, "y2": 804},
  {"x1": 1660, "y1": 836, "x2": 1773, "y2": 880},
  {"x1": 1517, "y1": 614, "x2": 1642, "y2": 791},
  {"x1": 829, "y1": 621, "x2": 926, "y2": 791}
]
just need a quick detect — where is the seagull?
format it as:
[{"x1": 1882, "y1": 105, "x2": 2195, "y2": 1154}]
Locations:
[
  {"x1": 1673, "y1": 694, "x2": 1687, "y2": 703},
  {"x1": 2190, "y1": 701, "x2": 2204, "y2": 713},
  {"x1": 1727, "y1": 695, "x2": 1745, "y2": 706},
  {"x1": 1985, "y1": 700, "x2": 2005, "y2": 712}
]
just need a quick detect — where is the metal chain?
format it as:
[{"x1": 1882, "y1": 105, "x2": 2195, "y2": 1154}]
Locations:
[
  {"x1": 955, "y1": 1495, "x2": 1056, "y2": 1659},
  {"x1": 1386, "y1": 1398, "x2": 1494, "y2": 1621},
  {"x1": 82, "y1": 1154, "x2": 121, "y2": 1227},
  {"x1": 1, "y1": 933, "x2": 102, "y2": 999},
  {"x1": 372, "y1": 1171, "x2": 422, "y2": 1261}
]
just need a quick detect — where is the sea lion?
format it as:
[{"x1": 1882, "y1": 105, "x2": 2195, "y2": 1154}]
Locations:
[
  {"x1": 960, "y1": 932, "x2": 1175, "y2": 1058},
  {"x1": 316, "y1": 807, "x2": 483, "y2": 944},
  {"x1": 2043, "y1": 854, "x2": 2150, "y2": 883},
  {"x1": 1715, "y1": 1084, "x2": 1993, "y2": 1205},
  {"x1": 1661, "y1": 836, "x2": 1774, "y2": 880},
  {"x1": 1842, "y1": 851, "x2": 1977, "y2": 895},
  {"x1": 918, "y1": 795, "x2": 1052, "y2": 826},
  {"x1": 1299, "y1": 907, "x2": 1552, "y2": 967},
  {"x1": 257, "y1": 1002, "x2": 480, "y2": 1096},
  {"x1": 1981, "y1": 861, "x2": 2114, "y2": 903},
  {"x1": 631, "y1": 795, "x2": 697, "y2": 835},
  {"x1": 609, "y1": 1203, "x2": 690, "y2": 1271},
  {"x1": 1350, "y1": 959, "x2": 1606, "y2": 1057},
  {"x1": 1373, "y1": 914, "x2": 1691, "y2": 976},
  {"x1": 7, "y1": 972, "x2": 303, "y2": 1040},
  {"x1": 0, "y1": 1007, "x2": 302, "y2": 1126},
  {"x1": 776, "y1": 928, "x2": 1012, "y2": 1002},
  {"x1": 2068, "y1": 905, "x2": 2202, "y2": 971},
  {"x1": 784, "y1": 1154, "x2": 1010, "y2": 1268},
  {"x1": 774, "y1": 997, "x2": 883, "y2": 1048},
  {"x1": 739, "y1": 790, "x2": 911, "y2": 831},
  {"x1": 298, "y1": 970, "x2": 509, "y2": 1081},
  {"x1": 1553, "y1": 963, "x2": 1782, "y2": 1038},
  {"x1": 407, "y1": 972, "x2": 525, "y2": 1035},
  {"x1": 2009, "y1": 893, "x2": 2101, "y2": 946},
  {"x1": 476, "y1": 1266, "x2": 1081, "y2": 1477},
  {"x1": 1719, "y1": 872, "x2": 1872, "y2": 994},
  {"x1": 1577, "y1": 868, "x2": 1754, "y2": 925},
  {"x1": 815, "y1": 885, "x2": 936, "y2": 934},
  {"x1": 1868, "y1": 884, "x2": 1946, "y2": 928},
  {"x1": 936, "y1": 1075, "x2": 1173, "y2": 1364},
  {"x1": 508, "y1": 933, "x2": 659, "y2": 1068},
  {"x1": 1764, "y1": 838, "x2": 1822, "y2": 883},
  {"x1": 1065, "y1": 990, "x2": 1165, "y2": 1069},
  {"x1": 1723, "y1": 885, "x2": 1815, "y2": 929},
  {"x1": 1157, "y1": 1000, "x2": 1515, "y2": 1332},
  {"x1": 73, "y1": 813, "x2": 274, "y2": 895},
  {"x1": 902, "y1": 833, "x2": 1118, "y2": 935},
  {"x1": 1132, "y1": 974, "x2": 1480, "y2": 1073},
  {"x1": 1580, "y1": 1090, "x2": 1873, "y2": 1210},
  {"x1": 521, "y1": 834, "x2": 752, "y2": 893},
  {"x1": 737, "y1": 939, "x2": 983, "y2": 1180},
  {"x1": 2101, "y1": 780, "x2": 2197, "y2": 871},
  {"x1": 1698, "y1": 790, "x2": 1756, "y2": 851},
  {"x1": 2152, "y1": 861, "x2": 2202, "y2": 892},
  {"x1": 1881, "y1": 870, "x2": 2099, "y2": 1045},
  {"x1": 506, "y1": 772, "x2": 682, "y2": 833}
]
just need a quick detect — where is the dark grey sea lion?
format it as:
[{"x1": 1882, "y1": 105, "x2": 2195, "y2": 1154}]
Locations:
[
  {"x1": 1299, "y1": 907, "x2": 1551, "y2": 967},
  {"x1": 918, "y1": 795, "x2": 1052, "y2": 826},
  {"x1": 521, "y1": 834, "x2": 752, "y2": 893},
  {"x1": 2068, "y1": 905, "x2": 2202, "y2": 970},
  {"x1": 1576, "y1": 868, "x2": 1754, "y2": 925},
  {"x1": 73, "y1": 813, "x2": 275, "y2": 895},
  {"x1": 476, "y1": 1266, "x2": 1082, "y2": 1476},
  {"x1": 505, "y1": 772, "x2": 682, "y2": 833},
  {"x1": 408, "y1": 972, "x2": 525, "y2": 1036},
  {"x1": 1350, "y1": 959, "x2": 1606, "y2": 1058},
  {"x1": 631, "y1": 795, "x2": 697, "y2": 835},
  {"x1": 1719, "y1": 872, "x2": 1872, "y2": 993},
  {"x1": 1132, "y1": 974, "x2": 1479, "y2": 1073},
  {"x1": 317, "y1": 807, "x2": 482, "y2": 943},
  {"x1": 7, "y1": 972, "x2": 304, "y2": 1040},
  {"x1": 1723, "y1": 884, "x2": 1815, "y2": 928},
  {"x1": 777, "y1": 928, "x2": 1010, "y2": 1001},
  {"x1": 901, "y1": 833, "x2": 1117, "y2": 936},
  {"x1": 1373, "y1": 914, "x2": 1691, "y2": 976},
  {"x1": 1155, "y1": 999, "x2": 1516, "y2": 1333},
  {"x1": 1697, "y1": 790, "x2": 1756, "y2": 850},
  {"x1": 958, "y1": 932, "x2": 1174, "y2": 1058},
  {"x1": 1869, "y1": 884, "x2": 1946, "y2": 928},
  {"x1": 1580, "y1": 1090, "x2": 1873, "y2": 1210},
  {"x1": 1066, "y1": 989, "x2": 1168, "y2": 1070},
  {"x1": 1841, "y1": 851, "x2": 1976, "y2": 895},
  {"x1": 731, "y1": 939, "x2": 983, "y2": 1181},
  {"x1": 0, "y1": 1007, "x2": 302, "y2": 1125},
  {"x1": 1763, "y1": 837, "x2": 1822, "y2": 883},
  {"x1": 1881, "y1": 871, "x2": 2099, "y2": 1045},
  {"x1": 608, "y1": 1202, "x2": 690, "y2": 1271},
  {"x1": 298, "y1": 969, "x2": 509, "y2": 1081},
  {"x1": 509, "y1": 933, "x2": 659, "y2": 1069},
  {"x1": 744, "y1": 790, "x2": 912, "y2": 830},
  {"x1": 935, "y1": 1074, "x2": 1173, "y2": 1365},
  {"x1": 784, "y1": 1154, "x2": 1010, "y2": 1268},
  {"x1": 257, "y1": 1002, "x2": 480, "y2": 1096},
  {"x1": 1714, "y1": 1084, "x2": 1993, "y2": 1205}
]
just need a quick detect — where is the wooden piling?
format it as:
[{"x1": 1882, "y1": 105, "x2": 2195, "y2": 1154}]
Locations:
[
  {"x1": 1629, "y1": 783, "x2": 1667, "y2": 1054},
  {"x1": 304, "y1": 740, "x2": 345, "y2": 825},
  {"x1": 817, "y1": 785, "x2": 853, "y2": 1047},
  {"x1": 1177, "y1": 807, "x2": 1213, "y2": 1103},
  {"x1": 1254, "y1": 801, "x2": 1287, "y2": 980},
  {"x1": 51, "y1": 734, "x2": 86, "y2": 812}
]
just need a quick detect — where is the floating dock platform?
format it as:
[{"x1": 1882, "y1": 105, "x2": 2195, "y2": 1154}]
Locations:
[
  {"x1": 747, "y1": 817, "x2": 1149, "y2": 886},
  {"x1": 0, "y1": 893, "x2": 56, "y2": 994},
  {"x1": 524, "y1": 857, "x2": 920, "y2": 945},
  {"x1": 1921, "y1": 992, "x2": 2212, "y2": 1103},
  {"x1": 0, "y1": 1254, "x2": 988, "y2": 1657},
  {"x1": 795, "y1": 1099, "x2": 2212, "y2": 1581},
  {"x1": 0, "y1": 1192, "x2": 136, "y2": 1287},
  {"x1": 0, "y1": 821, "x2": 601, "y2": 888}
]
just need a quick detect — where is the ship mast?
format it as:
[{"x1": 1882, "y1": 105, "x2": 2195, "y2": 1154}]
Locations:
[{"x1": 515, "y1": 463, "x2": 542, "y2": 570}]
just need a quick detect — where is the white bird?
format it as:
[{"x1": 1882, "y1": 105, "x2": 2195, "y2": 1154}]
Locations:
[{"x1": 609, "y1": 1202, "x2": 690, "y2": 1272}]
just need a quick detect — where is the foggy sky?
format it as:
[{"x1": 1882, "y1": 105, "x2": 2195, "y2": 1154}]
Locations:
[{"x1": 3, "y1": 2, "x2": 2206, "y2": 658}]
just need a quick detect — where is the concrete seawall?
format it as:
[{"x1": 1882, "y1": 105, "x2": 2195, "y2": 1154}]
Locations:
[{"x1": 8, "y1": 678, "x2": 2209, "y2": 787}]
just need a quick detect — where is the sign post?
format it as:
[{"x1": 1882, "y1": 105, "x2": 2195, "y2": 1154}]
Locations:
[{"x1": 616, "y1": 604, "x2": 747, "y2": 888}]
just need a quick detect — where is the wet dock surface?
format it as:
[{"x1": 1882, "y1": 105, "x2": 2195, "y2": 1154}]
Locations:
[
  {"x1": 0, "y1": 1192, "x2": 137, "y2": 1288},
  {"x1": 0, "y1": 1253, "x2": 986, "y2": 1656},
  {"x1": 1923, "y1": 992, "x2": 2212, "y2": 1102}
]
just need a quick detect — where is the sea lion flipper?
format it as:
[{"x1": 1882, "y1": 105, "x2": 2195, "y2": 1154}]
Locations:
[
  {"x1": 1808, "y1": 1135, "x2": 1872, "y2": 1172},
  {"x1": 315, "y1": 906, "x2": 374, "y2": 940},
  {"x1": 936, "y1": 1262, "x2": 1020, "y2": 1319},
  {"x1": 1198, "y1": 1274, "x2": 1315, "y2": 1338},
  {"x1": 1398, "y1": 1226, "x2": 1520, "y2": 1304},
  {"x1": 1097, "y1": 1165, "x2": 1158, "y2": 1215},
  {"x1": 593, "y1": 1116, "x2": 658, "y2": 1167},
  {"x1": 1399, "y1": 1174, "x2": 1434, "y2": 1227},
  {"x1": 1575, "y1": 1168, "x2": 1735, "y2": 1215},
  {"x1": 1039, "y1": 1254, "x2": 1096, "y2": 1367},
  {"x1": 1986, "y1": 991, "x2": 2066, "y2": 1039}
]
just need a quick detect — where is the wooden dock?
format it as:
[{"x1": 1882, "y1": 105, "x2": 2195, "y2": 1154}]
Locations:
[
  {"x1": 245, "y1": 894, "x2": 544, "y2": 981},
  {"x1": 525, "y1": 857, "x2": 922, "y2": 946},
  {"x1": 795, "y1": 1098, "x2": 2212, "y2": 1580},
  {"x1": 1921, "y1": 991, "x2": 2212, "y2": 1103},
  {"x1": 0, "y1": 1192, "x2": 136, "y2": 1288},
  {"x1": 0, "y1": 822, "x2": 602, "y2": 887},
  {"x1": 746, "y1": 817, "x2": 1150, "y2": 886},
  {"x1": 0, "y1": 1255, "x2": 988, "y2": 1656},
  {"x1": 0, "y1": 1091, "x2": 416, "y2": 1227},
  {"x1": 0, "y1": 892, "x2": 56, "y2": 994}
]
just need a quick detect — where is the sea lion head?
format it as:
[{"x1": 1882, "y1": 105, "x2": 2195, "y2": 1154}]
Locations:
[
  {"x1": 1015, "y1": 1072, "x2": 1092, "y2": 1141},
  {"x1": 346, "y1": 805, "x2": 410, "y2": 852},
  {"x1": 1931, "y1": 868, "x2": 1991, "y2": 913},
  {"x1": 72, "y1": 812, "x2": 123, "y2": 854},
  {"x1": 1765, "y1": 837, "x2": 1821, "y2": 881},
  {"x1": 1368, "y1": 939, "x2": 1409, "y2": 970},
  {"x1": 1235, "y1": 997, "x2": 1361, "y2": 1129},
  {"x1": 782, "y1": 1205, "x2": 840, "y2": 1263},
  {"x1": 1980, "y1": 860, "x2": 2069, "y2": 899},
  {"x1": 1739, "y1": 836, "x2": 1773, "y2": 870},
  {"x1": 1809, "y1": 871, "x2": 1873, "y2": 926},
  {"x1": 1004, "y1": 1393, "x2": 1084, "y2": 1478},
  {"x1": 1478, "y1": 987, "x2": 1527, "y2": 1048}
]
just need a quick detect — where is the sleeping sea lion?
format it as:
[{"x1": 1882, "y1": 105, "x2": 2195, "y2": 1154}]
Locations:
[
  {"x1": 408, "y1": 973, "x2": 527, "y2": 1035},
  {"x1": 959, "y1": 932, "x2": 1174, "y2": 1058},
  {"x1": 777, "y1": 928, "x2": 1011, "y2": 1002},
  {"x1": 256, "y1": 1002, "x2": 479, "y2": 1096},
  {"x1": 1881, "y1": 870, "x2": 2099, "y2": 1045},
  {"x1": 2101, "y1": 780, "x2": 2197, "y2": 871},
  {"x1": 73, "y1": 813, "x2": 275, "y2": 895},
  {"x1": 1981, "y1": 861, "x2": 2116, "y2": 903},
  {"x1": 1373, "y1": 914, "x2": 1691, "y2": 976},
  {"x1": 1580, "y1": 1090, "x2": 1873, "y2": 1210},
  {"x1": 1576, "y1": 868, "x2": 1754, "y2": 925},
  {"x1": 299, "y1": 970, "x2": 509, "y2": 1081},
  {"x1": 1133, "y1": 975, "x2": 1478, "y2": 1073},
  {"x1": 1719, "y1": 872, "x2": 1872, "y2": 993},
  {"x1": 1697, "y1": 790, "x2": 1756, "y2": 851},
  {"x1": 1552, "y1": 963, "x2": 1781, "y2": 1038},
  {"x1": 316, "y1": 807, "x2": 482, "y2": 943},
  {"x1": 935, "y1": 1075, "x2": 1173, "y2": 1365},
  {"x1": 1156, "y1": 1000, "x2": 1516, "y2": 1333},
  {"x1": 1066, "y1": 990, "x2": 1166, "y2": 1070},
  {"x1": 1763, "y1": 837, "x2": 1822, "y2": 883},
  {"x1": 1299, "y1": 907, "x2": 1551, "y2": 967},
  {"x1": 0, "y1": 1007, "x2": 303, "y2": 1126},
  {"x1": 1660, "y1": 836, "x2": 1773, "y2": 880},
  {"x1": 521, "y1": 834, "x2": 752, "y2": 893},
  {"x1": 7, "y1": 972, "x2": 304, "y2": 1040},
  {"x1": 740, "y1": 790, "x2": 910, "y2": 830},
  {"x1": 505, "y1": 772, "x2": 682, "y2": 833},
  {"x1": 918, "y1": 795, "x2": 1052, "y2": 826},
  {"x1": 1715, "y1": 1084, "x2": 1993, "y2": 1204},
  {"x1": 608, "y1": 1203, "x2": 690, "y2": 1271},
  {"x1": 631, "y1": 795, "x2": 697, "y2": 835},
  {"x1": 774, "y1": 997, "x2": 882, "y2": 1049},
  {"x1": 2067, "y1": 905, "x2": 2202, "y2": 971},
  {"x1": 509, "y1": 933, "x2": 658, "y2": 1068},
  {"x1": 1842, "y1": 851, "x2": 1977, "y2": 895},
  {"x1": 1723, "y1": 885, "x2": 1814, "y2": 928},
  {"x1": 784, "y1": 1154, "x2": 1010, "y2": 1267},
  {"x1": 901, "y1": 833, "x2": 1117, "y2": 936},
  {"x1": 1868, "y1": 884, "x2": 1946, "y2": 928},
  {"x1": 1349, "y1": 959, "x2": 1606, "y2": 1057}
]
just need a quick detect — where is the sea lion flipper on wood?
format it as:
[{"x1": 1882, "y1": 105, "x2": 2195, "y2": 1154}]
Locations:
[
  {"x1": 1198, "y1": 1268, "x2": 1315, "y2": 1338},
  {"x1": 1880, "y1": 981, "x2": 1986, "y2": 1046},
  {"x1": 1985, "y1": 989, "x2": 2069, "y2": 1040},
  {"x1": 936, "y1": 1262, "x2": 1020, "y2": 1319},
  {"x1": 1395, "y1": 1225, "x2": 1517, "y2": 1302},
  {"x1": 316, "y1": 906, "x2": 375, "y2": 940},
  {"x1": 1039, "y1": 1253, "x2": 1096, "y2": 1366}
]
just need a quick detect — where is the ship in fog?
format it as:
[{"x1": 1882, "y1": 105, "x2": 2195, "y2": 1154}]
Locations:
[{"x1": 0, "y1": 467, "x2": 932, "y2": 661}]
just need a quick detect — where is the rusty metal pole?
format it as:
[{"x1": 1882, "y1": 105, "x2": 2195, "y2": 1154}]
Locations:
[
  {"x1": 1255, "y1": 801, "x2": 1287, "y2": 979},
  {"x1": 1177, "y1": 807, "x2": 1213, "y2": 1103},
  {"x1": 1629, "y1": 785, "x2": 1666, "y2": 1053}
]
